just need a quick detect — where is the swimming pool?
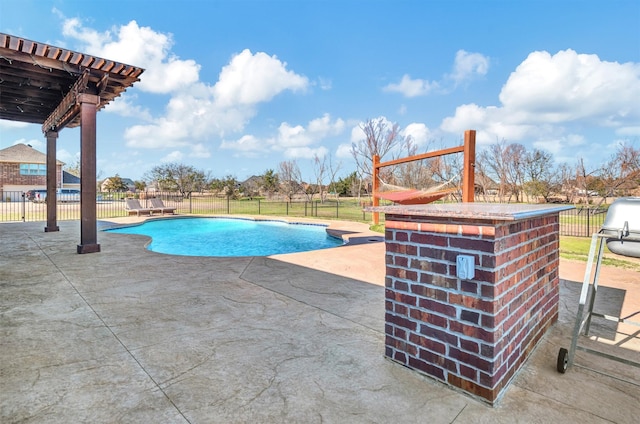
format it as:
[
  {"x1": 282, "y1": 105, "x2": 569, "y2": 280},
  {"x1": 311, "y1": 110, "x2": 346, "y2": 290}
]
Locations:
[{"x1": 105, "y1": 217, "x2": 344, "y2": 257}]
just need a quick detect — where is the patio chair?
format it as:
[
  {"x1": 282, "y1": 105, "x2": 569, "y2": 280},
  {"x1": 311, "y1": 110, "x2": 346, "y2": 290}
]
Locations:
[
  {"x1": 124, "y1": 198, "x2": 153, "y2": 216},
  {"x1": 149, "y1": 197, "x2": 177, "y2": 215}
]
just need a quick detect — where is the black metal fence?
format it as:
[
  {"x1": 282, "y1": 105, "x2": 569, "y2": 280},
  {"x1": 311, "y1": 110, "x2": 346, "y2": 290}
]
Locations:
[
  {"x1": 0, "y1": 191, "x2": 607, "y2": 237},
  {"x1": 0, "y1": 191, "x2": 372, "y2": 223},
  {"x1": 558, "y1": 207, "x2": 607, "y2": 237}
]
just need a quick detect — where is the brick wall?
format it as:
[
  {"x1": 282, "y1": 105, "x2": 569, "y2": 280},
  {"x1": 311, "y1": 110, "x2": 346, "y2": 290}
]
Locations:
[
  {"x1": 384, "y1": 213, "x2": 560, "y2": 404},
  {"x1": 0, "y1": 163, "x2": 63, "y2": 187}
]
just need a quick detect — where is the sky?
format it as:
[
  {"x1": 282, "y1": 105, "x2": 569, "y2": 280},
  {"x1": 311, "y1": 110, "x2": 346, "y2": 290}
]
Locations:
[{"x1": 1, "y1": 0, "x2": 639, "y2": 183}]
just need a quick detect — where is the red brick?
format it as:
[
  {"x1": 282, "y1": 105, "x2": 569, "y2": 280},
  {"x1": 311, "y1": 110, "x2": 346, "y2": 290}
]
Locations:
[
  {"x1": 386, "y1": 220, "x2": 420, "y2": 231},
  {"x1": 447, "y1": 374, "x2": 496, "y2": 402},
  {"x1": 409, "y1": 357, "x2": 445, "y2": 381},
  {"x1": 410, "y1": 232, "x2": 448, "y2": 246},
  {"x1": 449, "y1": 237, "x2": 494, "y2": 253},
  {"x1": 410, "y1": 285, "x2": 448, "y2": 301},
  {"x1": 459, "y1": 338, "x2": 480, "y2": 354},
  {"x1": 419, "y1": 323, "x2": 459, "y2": 346},
  {"x1": 419, "y1": 298, "x2": 457, "y2": 317},
  {"x1": 409, "y1": 333, "x2": 447, "y2": 355}
]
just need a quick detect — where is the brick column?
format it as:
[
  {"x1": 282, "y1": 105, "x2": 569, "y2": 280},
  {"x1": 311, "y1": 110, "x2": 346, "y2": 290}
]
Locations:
[{"x1": 375, "y1": 203, "x2": 572, "y2": 405}]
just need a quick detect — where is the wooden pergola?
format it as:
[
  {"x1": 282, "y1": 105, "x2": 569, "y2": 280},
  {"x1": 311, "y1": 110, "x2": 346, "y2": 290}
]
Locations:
[{"x1": 0, "y1": 32, "x2": 144, "y2": 253}]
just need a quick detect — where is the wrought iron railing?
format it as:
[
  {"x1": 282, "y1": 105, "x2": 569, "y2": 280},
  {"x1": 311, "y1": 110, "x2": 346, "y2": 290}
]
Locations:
[
  {"x1": 0, "y1": 191, "x2": 372, "y2": 224},
  {"x1": 0, "y1": 191, "x2": 607, "y2": 237}
]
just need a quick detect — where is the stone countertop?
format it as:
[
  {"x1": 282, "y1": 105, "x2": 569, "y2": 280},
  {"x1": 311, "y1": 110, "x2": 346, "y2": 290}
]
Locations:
[{"x1": 366, "y1": 203, "x2": 575, "y2": 221}]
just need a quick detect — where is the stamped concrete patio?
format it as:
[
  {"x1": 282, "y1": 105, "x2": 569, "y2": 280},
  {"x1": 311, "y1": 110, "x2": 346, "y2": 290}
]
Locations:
[{"x1": 1, "y1": 218, "x2": 639, "y2": 423}]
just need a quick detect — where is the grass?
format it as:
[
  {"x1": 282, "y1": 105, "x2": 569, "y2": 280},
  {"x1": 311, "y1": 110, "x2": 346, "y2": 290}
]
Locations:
[{"x1": 559, "y1": 236, "x2": 640, "y2": 271}]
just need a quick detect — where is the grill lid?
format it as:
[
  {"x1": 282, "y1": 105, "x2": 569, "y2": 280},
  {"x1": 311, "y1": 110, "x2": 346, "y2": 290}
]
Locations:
[{"x1": 602, "y1": 197, "x2": 640, "y2": 258}]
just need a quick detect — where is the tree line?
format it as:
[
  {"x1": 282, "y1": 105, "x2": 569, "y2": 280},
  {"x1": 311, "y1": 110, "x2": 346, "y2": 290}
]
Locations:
[{"x1": 91, "y1": 118, "x2": 639, "y2": 204}]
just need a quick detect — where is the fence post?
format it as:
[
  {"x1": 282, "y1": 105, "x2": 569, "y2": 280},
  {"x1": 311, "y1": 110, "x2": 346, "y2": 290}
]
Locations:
[
  {"x1": 335, "y1": 201, "x2": 338, "y2": 218},
  {"x1": 586, "y1": 207, "x2": 590, "y2": 237},
  {"x1": 286, "y1": 202, "x2": 289, "y2": 215},
  {"x1": 258, "y1": 199, "x2": 261, "y2": 215},
  {"x1": 227, "y1": 197, "x2": 230, "y2": 214},
  {"x1": 305, "y1": 201, "x2": 307, "y2": 216},
  {"x1": 189, "y1": 195, "x2": 192, "y2": 214},
  {"x1": 21, "y1": 192, "x2": 25, "y2": 222}
]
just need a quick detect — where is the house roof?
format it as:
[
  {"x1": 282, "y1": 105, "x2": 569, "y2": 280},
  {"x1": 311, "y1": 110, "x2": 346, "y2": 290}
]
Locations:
[
  {"x1": 0, "y1": 32, "x2": 144, "y2": 131},
  {"x1": 63, "y1": 171, "x2": 80, "y2": 184},
  {"x1": 0, "y1": 143, "x2": 63, "y2": 165}
]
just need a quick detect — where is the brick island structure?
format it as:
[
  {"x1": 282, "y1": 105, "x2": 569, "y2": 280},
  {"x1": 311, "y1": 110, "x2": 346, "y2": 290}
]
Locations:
[{"x1": 369, "y1": 203, "x2": 573, "y2": 404}]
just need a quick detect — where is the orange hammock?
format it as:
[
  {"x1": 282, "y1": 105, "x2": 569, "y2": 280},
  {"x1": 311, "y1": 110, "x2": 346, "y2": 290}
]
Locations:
[
  {"x1": 374, "y1": 177, "x2": 458, "y2": 205},
  {"x1": 374, "y1": 187, "x2": 458, "y2": 205}
]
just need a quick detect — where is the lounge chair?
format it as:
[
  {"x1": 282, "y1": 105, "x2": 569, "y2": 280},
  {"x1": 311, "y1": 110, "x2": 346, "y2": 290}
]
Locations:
[
  {"x1": 149, "y1": 198, "x2": 177, "y2": 215},
  {"x1": 124, "y1": 198, "x2": 153, "y2": 216}
]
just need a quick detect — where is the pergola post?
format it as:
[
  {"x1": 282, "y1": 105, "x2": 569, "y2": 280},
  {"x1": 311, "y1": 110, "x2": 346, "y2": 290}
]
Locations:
[
  {"x1": 44, "y1": 130, "x2": 59, "y2": 232},
  {"x1": 77, "y1": 93, "x2": 101, "y2": 254}
]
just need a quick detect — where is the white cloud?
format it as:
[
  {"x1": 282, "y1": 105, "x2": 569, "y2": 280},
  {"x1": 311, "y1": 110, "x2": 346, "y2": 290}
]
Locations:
[
  {"x1": 499, "y1": 49, "x2": 640, "y2": 125},
  {"x1": 9, "y1": 138, "x2": 45, "y2": 152},
  {"x1": 384, "y1": 50, "x2": 489, "y2": 97},
  {"x1": 0, "y1": 121, "x2": 30, "y2": 130},
  {"x1": 213, "y1": 49, "x2": 309, "y2": 107},
  {"x1": 448, "y1": 50, "x2": 489, "y2": 85},
  {"x1": 63, "y1": 18, "x2": 200, "y2": 94},
  {"x1": 336, "y1": 143, "x2": 353, "y2": 159},
  {"x1": 56, "y1": 148, "x2": 79, "y2": 166},
  {"x1": 440, "y1": 49, "x2": 640, "y2": 150},
  {"x1": 617, "y1": 126, "x2": 640, "y2": 136},
  {"x1": 532, "y1": 134, "x2": 585, "y2": 156},
  {"x1": 272, "y1": 114, "x2": 345, "y2": 158},
  {"x1": 383, "y1": 74, "x2": 438, "y2": 97},
  {"x1": 220, "y1": 135, "x2": 271, "y2": 157},
  {"x1": 188, "y1": 143, "x2": 211, "y2": 158},
  {"x1": 161, "y1": 150, "x2": 184, "y2": 162},
  {"x1": 219, "y1": 114, "x2": 345, "y2": 160},
  {"x1": 103, "y1": 93, "x2": 153, "y2": 121},
  {"x1": 57, "y1": 15, "x2": 313, "y2": 157},
  {"x1": 284, "y1": 146, "x2": 329, "y2": 159},
  {"x1": 402, "y1": 123, "x2": 431, "y2": 146}
]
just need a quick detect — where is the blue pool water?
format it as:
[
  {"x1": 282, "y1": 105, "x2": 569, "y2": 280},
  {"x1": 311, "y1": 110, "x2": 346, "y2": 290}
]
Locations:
[{"x1": 105, "y1": 217, "x2": 343, "y2": 257}]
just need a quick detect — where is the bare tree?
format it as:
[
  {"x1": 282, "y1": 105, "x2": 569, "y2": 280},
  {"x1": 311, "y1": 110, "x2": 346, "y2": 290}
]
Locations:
[
  {"x1": 557, "y1": 162, "x2": 578, "y2": 203},
  {"x1": 278, "y1": 160, "x2": 303, "y2": 202},
  {"x1": 575, "y1": 157, "x2": 601, "y2": 203},
  {"x1": 598, "y1": 141, "x2": 640, "y2": 201},
  {"x1": 503, "y1": 143, "x2": 526, "y2": 202},
  {"x1": 479, "y1": 140, "x2": 510, "y2": 202},
  {"x1": 351, "y1": 117, "x2": 405, "y2": 179},
  {"x1": 311, "y1": 154, "x2": 327, "y2": 202},
  {"x1": 326, "y1": 153, "x2": 343, "y2": 202}
]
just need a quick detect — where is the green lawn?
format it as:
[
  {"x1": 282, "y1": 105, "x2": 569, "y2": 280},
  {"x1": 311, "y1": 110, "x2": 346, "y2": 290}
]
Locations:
[{"x1": 559, "y1": 236, "x2": 640, "y2": 270}]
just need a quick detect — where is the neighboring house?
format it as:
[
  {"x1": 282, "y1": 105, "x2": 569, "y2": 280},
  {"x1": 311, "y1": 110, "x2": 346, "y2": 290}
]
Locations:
[
  {"x1": 0, "y1": 143, "x2": 64, "y2": 201},
  {"x1": 240, "y1": 175, "x2": 263, "y2": 196},
  {"x1": 474, "y1": 171, "x2": 500, "y2": 196},
  {"x1": 100, "y1": 177, "x2": 136, "y2": 192},
  {"x1": 63, "y1": 171, "x2": 81, "y2": 191}
]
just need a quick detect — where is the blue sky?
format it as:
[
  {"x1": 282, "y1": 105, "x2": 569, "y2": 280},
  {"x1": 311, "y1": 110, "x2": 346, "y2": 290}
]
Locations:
[{"x1": 1, "y1": 0, "x2": 639, "y2": 182}]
